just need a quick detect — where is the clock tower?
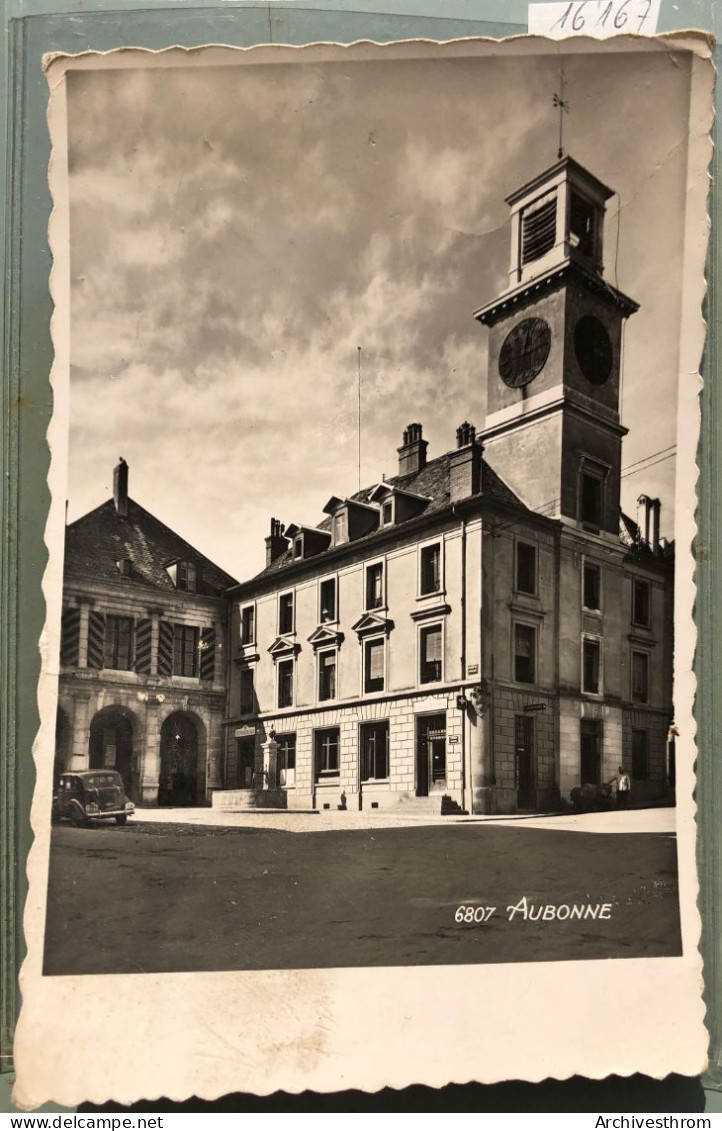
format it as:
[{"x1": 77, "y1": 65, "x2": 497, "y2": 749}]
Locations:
[{"x1": 475, "y1": 156, "x2": 638, "y2": 536}]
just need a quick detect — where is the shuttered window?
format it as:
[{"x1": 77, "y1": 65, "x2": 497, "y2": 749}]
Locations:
[
  {"x1": 86, "y1": 611, "x2": 106, "y2": 670},
  {"x1": 199, "y1": 626, "x2": 215, "y2": 681},
  {"x1": 60, "y1": 607, "x2": 81, "y2": 668},
  {"x1": 104, "y1": 615, "x2": 134, "y2": 671},
  {"x1": 157, "y1": 620, "x2": 174, "y2": 675},
  {"x1": 420, "y1": 625, "x2": 442, "y2": 684},
  {"x1": 364, "y1": 638, "x2": 385, "y2": 693},
  {"x1": 173, "y1": 625, "x2": 199, "y2": 677},
  {"x1": 135, "y1": 618, "x2": 152, "y2": 674},
  {"x1": 521, "y1": 192, "x2": 557, "y2": 265}
]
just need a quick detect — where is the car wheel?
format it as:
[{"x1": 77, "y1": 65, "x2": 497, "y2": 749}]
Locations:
[
  {"x1": 115, "y1": 815, "x2": 128, "y2": 826},
  {"x1": 69, "y1": 808, "x2": 86, "y2": 828}
]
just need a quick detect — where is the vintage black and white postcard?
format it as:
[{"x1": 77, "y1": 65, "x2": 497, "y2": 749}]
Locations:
[{"x1": 14, "y1": 33, "x2": 713, "y2": 1105}]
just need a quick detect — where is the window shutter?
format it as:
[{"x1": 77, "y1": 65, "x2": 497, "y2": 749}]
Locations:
[
  {"x1": 86, "y1": 611, "x2": 105, "y2": 669},
  {"x1": 157, "y1": 620, "x2": 174, "y2": 676},
  {"x1": 135, "y1": 618, "x2": 152, "y2": 674},
  {"x1": 60, "y1": 607, "x2": 81, "y2": 668},
  {"x1": 200, "y1": 626, "x2": 216, "y2": 681}
]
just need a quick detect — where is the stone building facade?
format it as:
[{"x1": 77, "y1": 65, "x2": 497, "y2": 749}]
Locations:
[
  {"x1": 223, "y1": 154, "x2": 675, "y2": 815},
  {"x1": 56, "y1": 459, "x2": 237, "y2": 806}
]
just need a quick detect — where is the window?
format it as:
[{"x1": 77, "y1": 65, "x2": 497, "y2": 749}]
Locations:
[
  {"x1": 632, "y1": 579, "x2": 651, "y2": 627},
  {"x1": 366, "y1": 562, "x2": 384, "y2": 610},
  {"x1": 277, "y1": 732, "x2": 296, "y2": 787},
  {"x1": 580, "y1": 471, "x2": 603, "y2": 529},
  {"x1": 516, "y1": 542, "x2": 537, "y2": 595},
  {"x1": 240, "y1": 605, "x2": 255, "y2": 645},
  {"x1": 319, "y1": 578, "x2": 337, "y2": 623},
  {"x1": 239, "y1": 668, "x2": 254, "y2": 715},
  {"x1": 631, "y1": 651, "x2": 649, "y2": 703},
  {"x1": 569, "y1": 192, "x2": 596, "y2": 258},
  {"x1": 361, "y1": 721, "x2": 389, "y2": 781},
  {"x1": 173, "y1": 625, "x2": 199, "y2": 677},
  {"x1": 364, "y1": 638, "x2": 385, "y2": 693},
  {"x1": 382, "y1": 501, "x2": 393, "y2": 526},
  {"x1": 420, "y1": 543, "x2": 441, "y2": 595},
  {"x1": 420, "y1": 624, "x2": 443, "y2": 684},
  {"x1": 277, "y1": 658, "x2": 294, "y2": 708},
  {"x1": 279, "y1": 592, "x2": 294, "y2": 635},
  {"x1": 583, "y1": 562, "x2": 601, "y2": 611},
  {"x1": 318, "y1": 649, "x2": 337, "y2": 701},
  {"x1": 103, "y1": 615, "x2": 133, "y2": 671},
  {"x1": 632, "y1": 729, "x2": 649, "y2": 781},
  {"x1": 521, "y1": 192, "x2": 557, "y2": 265},
  {"x1": 582, "y1": 637, "x2": 601, "y2": 695},
  {"x1": 514, "y1": 623, "x2": 536, "y2": 684},
  {"x1": 293, "y1": 536, "x2": 303, "y2": 559},
  {"x1": 333, "y1": 511, "x2": 348, "y2": 545},
  {"x1": 315, "y1": 727, "x2": 340, "y2": 779},
  {"x1": 177, "y1": 561, "x2": 197, "y2": 592}
]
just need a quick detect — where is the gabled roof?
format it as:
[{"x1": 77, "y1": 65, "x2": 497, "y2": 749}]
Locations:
[
  {"x1": 249, "y1": 452, "x2": 527, "y2": 583},
  {"x1": 64, "y1": 497, "x2": 238, "y2": 596}
]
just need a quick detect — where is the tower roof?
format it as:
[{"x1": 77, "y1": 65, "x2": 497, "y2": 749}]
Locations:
[{"x1": 505, "y1": 154, "x2": 614, "y2": 208}]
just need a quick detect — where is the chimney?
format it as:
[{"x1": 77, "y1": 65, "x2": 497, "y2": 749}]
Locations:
[
  {"x1": 397, "y1": 423, "x2": 428, "y2": 476},
  {"x1": 113, "y1": 457, "x2": 129, "y2": 517},
  {"x1": 637, "y1": 495, "x2": 651, "y2": 546},
  {"x1": 651, "y1": 498, "x2": 661, "y2": 553},
  {"x1": 450, "y1": 421, "x2": 483, "y2": 502},
  {"x1": 265, "y1": 517, "x2": 289, "y2": 568}
]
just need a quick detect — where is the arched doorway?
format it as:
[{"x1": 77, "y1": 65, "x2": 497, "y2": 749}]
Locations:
[
  {"x1": 54, "y1": 706, "x2": 71, "y2": 784},
  {"x1": 159, "y1": 712, "x2": 203, "y2": 806},
  {"x1": 89, "y1": 707, "x2": 134, "y2": 797}
]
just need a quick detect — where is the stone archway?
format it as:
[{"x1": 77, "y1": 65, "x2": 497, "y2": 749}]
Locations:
[
  {"x1": 158, "y1": 711, "x2": 206, "y2": 807},
  {"x1": 89, "y1": 706, "x2": 136, "y2": 798},
  {"x1": 54, "y1": 705, "x2": 72, "y2": 784}
]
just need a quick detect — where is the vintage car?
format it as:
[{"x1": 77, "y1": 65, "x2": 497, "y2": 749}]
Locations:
[{"x1": 52, "y1": 770, "x2": 135, "y2": 826}]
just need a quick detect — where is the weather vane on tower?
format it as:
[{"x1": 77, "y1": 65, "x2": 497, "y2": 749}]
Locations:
[{"x1": 552, "y1": 64, "x2": 570, "y2": 160}]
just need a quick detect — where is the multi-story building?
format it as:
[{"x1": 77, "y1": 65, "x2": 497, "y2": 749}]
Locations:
[
  {"x1": 56, "y1": 459, "x2": 237, "y2": 806},
  {"x1": 223, "y1": 154, "x2": 675, "y2": 815}
]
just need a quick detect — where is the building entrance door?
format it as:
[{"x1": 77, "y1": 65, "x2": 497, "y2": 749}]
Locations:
[
  {"x1": 515, "y1": 714, "x2": 536, "y2": 809},
  {"x1": 580, "y1": 718, "x2": 602, "y2": 784},
  {"x1": 416, "y1": 714, "x2": 447, "y2": 796},
  {"x1": 237, "y1": 737, "x2": 255, "y2": 789}
]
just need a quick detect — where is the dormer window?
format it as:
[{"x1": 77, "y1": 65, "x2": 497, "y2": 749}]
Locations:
[
  {"x1": 333, "y1": 511, "x2": 348, "y2": 546},
  {"x1": 293, "y1": 536, "x2": 304, "y2": 559},
  {"x1": 381, "y1": 500, "x2": 394, "y2": 526},
  {"x1": 166, "y1": 559, "x2": 197, "y2": 592}
]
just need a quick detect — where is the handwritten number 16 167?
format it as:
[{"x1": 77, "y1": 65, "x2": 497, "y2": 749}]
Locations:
[{"x1": 551, "y1": 0, "x2": 653, "y2": 33}]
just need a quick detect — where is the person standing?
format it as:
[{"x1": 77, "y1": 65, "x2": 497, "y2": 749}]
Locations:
[{"x1": 615, "y1": 765, "x2": 631, "y2": 810}]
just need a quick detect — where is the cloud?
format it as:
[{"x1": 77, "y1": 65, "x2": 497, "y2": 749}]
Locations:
[{"x1": 64, "y1": 51, "x2": 691, "y2": 574}]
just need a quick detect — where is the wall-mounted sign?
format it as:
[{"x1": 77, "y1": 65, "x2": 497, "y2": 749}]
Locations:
[
  {"x1": 235, "y1": 725, "x2": 256, "y2": 738},
  {"x1": 468, "y1": 664, "x2": 479, "y2": 676},
  {"x1": 448, "y1": 735, "x2": 460, "y2": 745},
  {"x1": 524, "y1": 703, "x2": 547, "y2": 713}
]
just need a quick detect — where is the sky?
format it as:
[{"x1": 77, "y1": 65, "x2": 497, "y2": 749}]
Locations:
[{"x1": 65, "y1": 46, "x2": 691, "y2": 578}]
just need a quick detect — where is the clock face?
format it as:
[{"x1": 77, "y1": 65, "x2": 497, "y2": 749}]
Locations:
[
  {"x1": 574, "y1": 315, "x2": 613, "y2": 385},
  {"x1": 498, "y1": 318, "x2": 552, "y2": 389}
]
